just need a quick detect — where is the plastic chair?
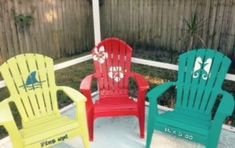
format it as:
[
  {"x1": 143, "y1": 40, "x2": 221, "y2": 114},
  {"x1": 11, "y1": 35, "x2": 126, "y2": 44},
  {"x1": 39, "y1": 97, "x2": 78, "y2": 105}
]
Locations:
[{"x1": 0, "y1": 54, "x2": 90, "y2": 148}]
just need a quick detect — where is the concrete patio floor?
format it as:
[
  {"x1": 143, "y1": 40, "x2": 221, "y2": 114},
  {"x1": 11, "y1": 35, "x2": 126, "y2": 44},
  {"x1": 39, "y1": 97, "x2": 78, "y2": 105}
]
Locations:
[
  {"x1": 55, "y1": 106, "x2": 235, "y2": 148},
  {"x1": 0, "y1": 105, "x2": 234, "y2": 148}
]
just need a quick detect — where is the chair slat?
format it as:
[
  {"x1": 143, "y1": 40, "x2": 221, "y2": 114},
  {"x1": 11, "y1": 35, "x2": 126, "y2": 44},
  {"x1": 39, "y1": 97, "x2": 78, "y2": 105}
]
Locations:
[
  {"x1": 176, "y1": 52, "x2": 187, "y2": 107},
  {"x1": 35, "y1": 55, "x2": 53, "y2": 113},
  {"x1": 186, "y1": 50, "x2": 206, "y2": 109},
  {"x1": 101, "y1": 42, "x2": 109, "y2": 90},
  {"x1": 193, "y1": 50, "x2": 214, "y2": 109},
  {"x1": 24, "y1": 54, "x2": 42, "y2": 117},
  {"x1": 119, "y1": 42, "x2": 126, "y2": 92},
  {"x1": 205, "y1": 56, "x2": 231, "y2": 113},
  {"x1": 0, "y1": 63, "x2": 29, "y2": 121},
  {"x1": 93, "y1": 38, "x2": 132, "y2": 97},
  {"x1": 181, "y1": 50, "x2": 199, "y2": 108},
  {"x1": 112, "y1": 39, "x2": 121, "y2": 94},
  {"x1": 9, "y1": 56, "x2": 36, "y2": 119},
  {"x1": 198, "y1": 51, "x2": 222, "y2": 111},
  {"x1": 124, "y1": 43, "x2": 132, "y2": 90},
  {"x1": 44, "y1": 57, "x2": 58, "y2": 112}
]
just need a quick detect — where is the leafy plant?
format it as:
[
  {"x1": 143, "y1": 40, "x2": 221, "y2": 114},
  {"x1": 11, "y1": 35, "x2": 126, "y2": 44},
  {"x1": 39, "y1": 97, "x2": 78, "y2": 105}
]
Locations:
[
  {"x1": 14, "y1": 14, "x2": 33, "y2": 32},
  {"x1": 179, "y1": 12, "x2": 207, "y2": 51}
]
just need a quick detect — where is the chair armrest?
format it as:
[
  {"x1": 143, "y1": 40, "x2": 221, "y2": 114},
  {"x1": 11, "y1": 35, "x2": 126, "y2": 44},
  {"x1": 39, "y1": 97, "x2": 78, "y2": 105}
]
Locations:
[
  {"x1": 0, "y1": 98, "x2": 22, "y2": 147},
  {"x1": 208, "y1": 90, "x2": 234, "y2": 145},
  {"x1": 80, "y1": 74, "x2": 95, "y2": 106},
  {"x1": 130, "y1": 72, "x2": 149, "y2": 91},
  {"x1": 216, "y1": 90, "x2": 234, "y2": 116},
  {"x1": 57, "y1": 86, "x2": 87, "y2": 121},
  {"x1": 0, "y1": 99, "x2": 14, "y2": 125},
  {"x1": 57, "y1": 86, "x2": 86, "y2": 103},
  {"x1": 147, "y1": 82, "x2": 176, "y2": 134},
  {"x1": 148, "y1": 82, "x2": 176, "y2": 102},
  {"x1": 210, "y1": 90, "x2": 234, "y2": 126},
  {"x1": 80, "y1": 74, "x2": 94, "y2": 91},
  {"x1": 148, "y1": 82, "x2": 176, "y2": 114},
  {"x1": 130, "y1": 72, "x2": 149, "y2": 107}
]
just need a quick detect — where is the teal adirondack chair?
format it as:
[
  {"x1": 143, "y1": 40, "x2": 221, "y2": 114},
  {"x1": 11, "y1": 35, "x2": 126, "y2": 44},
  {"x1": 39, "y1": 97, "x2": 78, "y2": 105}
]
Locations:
[{"x1": 146, "y1": 49, "x2": 234, "y2": 148}]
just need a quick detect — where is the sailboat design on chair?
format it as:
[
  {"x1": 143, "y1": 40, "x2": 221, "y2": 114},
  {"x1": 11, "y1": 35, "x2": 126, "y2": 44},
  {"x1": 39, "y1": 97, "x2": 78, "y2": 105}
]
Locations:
[{"x1": 19, "y1": 71, "x2": 45, "y2": 91}]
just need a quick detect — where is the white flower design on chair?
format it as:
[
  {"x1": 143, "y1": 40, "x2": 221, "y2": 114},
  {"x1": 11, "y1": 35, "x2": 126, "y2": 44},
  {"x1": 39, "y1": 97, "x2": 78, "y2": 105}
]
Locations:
[
  {"x1": 192, "y1": 57, "x2": 212, "y2": 80},
  {"x1": 92, "y1": 46, "x2": 108, "y2": 64},
  {"x1": 108, "y1": 66, "x2": 124, "y2": 82}
]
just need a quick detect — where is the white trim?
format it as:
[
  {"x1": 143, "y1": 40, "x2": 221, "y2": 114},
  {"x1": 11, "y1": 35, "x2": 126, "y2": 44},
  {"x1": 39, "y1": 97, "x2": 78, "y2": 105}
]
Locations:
[
  {"x1": 60, "y1": 92, "x2": 99, "y2": 113},
  {"x1": 0, "y1": 81, "x2": 6, "y2": 89},
  {"x1": 0, "y1": 136, "x2": 10, "y2": 146},
  {"x1": 132, "y1": 57, "x2": 178, "y2": 71},
  {"x1": 226, "y1": 73, "x2": 235, "y2": 82},
  {"x1": 54, "y1": 54, "x2": 92, "y2": 70},
  {"x1": 132, "y1": 57, "x2": 235, "y2": 82},
  {"x1": 222, "y1": 124, "x2": 235, "y2": 133},
  {"x1": 60, "y1": 103, "x2": 75, "y2": 113},
  {"x1": 0, "y1": 55, "x2": 234, "y2": 89},
  {"x1": 92, "y1": 0, "x2": 101, "y2": 45}
]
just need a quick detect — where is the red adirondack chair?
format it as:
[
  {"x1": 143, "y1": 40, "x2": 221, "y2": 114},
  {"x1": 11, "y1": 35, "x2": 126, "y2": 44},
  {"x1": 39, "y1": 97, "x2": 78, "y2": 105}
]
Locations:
[{"x1": 80, "y1": 38, "x2": 149, "y2": 140}]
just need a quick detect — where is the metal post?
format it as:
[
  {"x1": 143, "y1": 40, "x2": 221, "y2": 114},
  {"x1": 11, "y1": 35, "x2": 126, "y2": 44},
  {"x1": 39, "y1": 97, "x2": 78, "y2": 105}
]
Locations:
[{"x1": 92, "y1": 0, "x2": 101, "y2": 45}]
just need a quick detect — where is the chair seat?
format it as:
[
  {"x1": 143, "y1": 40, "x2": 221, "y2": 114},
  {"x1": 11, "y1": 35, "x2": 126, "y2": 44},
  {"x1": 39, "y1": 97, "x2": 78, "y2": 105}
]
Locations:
[
  {"x1": 156, "y1": 109, "x2": 211, "y2": 137},
  {"x1": 21, "y1": 115, "x2": 80, "y2": 145},
  {"x1": 94, "y1": 97, "x2": 138, "y2": 117}
]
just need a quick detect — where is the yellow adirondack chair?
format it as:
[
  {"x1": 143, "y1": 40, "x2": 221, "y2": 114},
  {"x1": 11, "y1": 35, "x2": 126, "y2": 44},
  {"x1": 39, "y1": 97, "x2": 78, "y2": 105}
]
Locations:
[{"x1": 0, "y1": 54, "x2": 90, "y2": 148}]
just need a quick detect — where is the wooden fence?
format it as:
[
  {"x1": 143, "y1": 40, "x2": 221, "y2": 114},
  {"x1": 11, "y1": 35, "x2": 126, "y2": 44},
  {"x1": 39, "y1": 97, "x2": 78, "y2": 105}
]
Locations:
[
  {"x1": 0, "y1": 0, "x2": 94, "y2": 63},
  {"x1": 100, "y1": 0, "x2": 235, "y2": 57},
  {"x1": 0, "y1": 0, "x2": 235, "y2": 63}
]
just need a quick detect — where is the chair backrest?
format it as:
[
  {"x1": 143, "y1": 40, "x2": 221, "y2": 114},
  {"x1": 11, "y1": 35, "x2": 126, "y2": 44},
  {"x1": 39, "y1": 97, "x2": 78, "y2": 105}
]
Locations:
[
  {"x1": 0, "y1": 54, "x2": 59, "y2": 123},
  {"x1": 92, "y1": 38, "x2": 132, "y2": 98},
  {"x1": 176, "y1": 49, "x2": 231, "y2": 114}
]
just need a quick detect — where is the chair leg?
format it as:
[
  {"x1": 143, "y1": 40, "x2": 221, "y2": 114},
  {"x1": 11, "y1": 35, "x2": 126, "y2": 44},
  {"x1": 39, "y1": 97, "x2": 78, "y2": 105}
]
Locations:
[
  {"x1": 5, "y1": 122, "x2": 24, "y2": 148},
  {"x1": 206, "y1": 118, "x2": 225, "y2": 148},
  {"x1": 207, "y1": 128, "x2": 222, "y2": 148},
  {"x1": 81, "y1": 115, "x2": 90, "y2": 148},
  {"x1": 146, "y1": 124, "x2": 154, "y2": 148},
  {"x1": 77, "y1": 103, "x2": 90, "y2": 148},
  {"x1": 81, "y1": 122, "x2": 90, "y2": 148},
  {"x1": 87, "y1": 108, "x2": 94, "y2": 141},
  {"x1": 138, "y1": 107, "x2": 145, "y2": 138},
  {"x1": 82, "y1": 134, "x2": 90, "y2": 148},
  {"x1": 146, "y1": 108, "x2": 155, "y2": 148}
]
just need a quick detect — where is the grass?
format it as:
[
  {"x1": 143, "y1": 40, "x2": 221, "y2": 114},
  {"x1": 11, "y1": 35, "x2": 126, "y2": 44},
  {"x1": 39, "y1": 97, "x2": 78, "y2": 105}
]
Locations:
[{"x1": 55, "y1": 61, "x2": 94, "y2": 108}]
